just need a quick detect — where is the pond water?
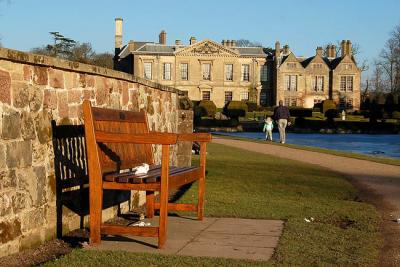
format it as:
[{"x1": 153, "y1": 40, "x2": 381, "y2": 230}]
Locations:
[{"x1": 214, "y1": 132, "x2": 400, "y2": 159}]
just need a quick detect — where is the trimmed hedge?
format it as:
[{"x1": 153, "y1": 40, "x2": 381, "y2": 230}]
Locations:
[
  {"x1": 198, "y1": 100, "x2": 217, "y2": 117},
  {"x1": 223, "y1": 101, "x2": 248, "y2": 118},
  {"x1": 322, "y1": 100, "x2": 336, "y2": 113},
  {"x1": 288, "y1": 107, "x2": 313, "y2": 117},
  {"x1": 246, "y1": 102, "x2": 258, "y2": 112}
]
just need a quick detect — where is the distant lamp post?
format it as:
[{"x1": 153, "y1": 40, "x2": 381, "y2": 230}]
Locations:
[{"x1": 342, "y1": 110, "x2": 346, "y2": 121}]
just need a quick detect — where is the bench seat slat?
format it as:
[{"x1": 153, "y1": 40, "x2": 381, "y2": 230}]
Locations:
[{"x1": 103, "y1": 166, "x2": 199, "y2": 184}]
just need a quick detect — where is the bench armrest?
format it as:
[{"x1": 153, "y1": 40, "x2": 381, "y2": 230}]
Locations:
[
  {"x1": 177, "y1": 133, "x2": 212, "y2": 143},
  {"x1": 95, "y1": 131, "x2": 178, "y2": 145}
]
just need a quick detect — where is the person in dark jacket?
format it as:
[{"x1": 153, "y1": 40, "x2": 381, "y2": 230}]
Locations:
[{"x1": 273, "y1": 100, "x2": 290, "y2": 143}]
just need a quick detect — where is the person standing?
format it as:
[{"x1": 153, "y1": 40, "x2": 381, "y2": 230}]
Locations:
[
  {"x1": 263, "y1": 117, "x2": 274, "y2": 141},
  {"x1": 273, "y1": 100, "x2": 291, "y2": 144}
]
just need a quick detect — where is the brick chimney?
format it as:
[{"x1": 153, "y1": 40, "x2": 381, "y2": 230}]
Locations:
[
  {"x1": 159, "y1": 30, "x2": 166, "y2": 45},
  {"x1": 115, "y1": 18, "x2": 123, "y2": 51},
  {"x1": 175, "y1": 39, "x2": 182, "y2": 46},
  {"x1": 189, "y1": 36, "x2": 197, "y2": 45},
  {"x1": 231, "y1": 40, "x2": 236, "y2": 47},
  {"x1": 275, "y1": 41, "x2": 281, "y2": 58},
  {"x1": 330, "y1": 45, "x2": 337, "y2": 58}
]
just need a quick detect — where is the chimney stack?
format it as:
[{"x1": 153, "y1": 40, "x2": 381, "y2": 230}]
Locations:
[
  {"x1": 175, "y1": 39, "x2": 182, "y2": 46},
  {"x1": 115, "y1": 18, "x2": 123, "y2": 51},
  {"x1": 231, "y1": 40, "x2": 236, "y2": 47},
  {"x1": 346, "y1": 40, "x2": 352, "y2": 56},
  {"x1": 283, "y1": 44, "x2": 290, "y2": 55},
  {"x1": 275, "y1": 41, "x2": 281, "y2": 58},
  {"x1": 159, "y1": 30, "x2": 166, "y2": 45},
  {"x1": 189, "y1": 36, "x2": 197, "y2": 45},
  {"x1": 341, "y1": 40, "x2": 347, "y2": 58},
  {"x1": 330, "y1": 45, "x2": 337, "y2": 58},
  {"x1": 316, "y1": 46, "x2": 323, "y2": 56},
  {"x1": 222, "y1": 40, "x2": 226, "y2": 46}
]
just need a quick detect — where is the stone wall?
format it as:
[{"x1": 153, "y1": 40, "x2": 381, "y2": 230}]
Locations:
[{"x1": 0, "y1": 47, "x2": 192, "y2": 257}]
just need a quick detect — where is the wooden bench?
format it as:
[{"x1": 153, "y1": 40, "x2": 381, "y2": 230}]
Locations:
[{"x1": 82, "y1": 100, "x2": 211, "y2": 248}]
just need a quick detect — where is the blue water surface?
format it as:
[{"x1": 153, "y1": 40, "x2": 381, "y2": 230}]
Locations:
[{"x1": 214, "y1": 132, "x2": 400, "y2": 159}]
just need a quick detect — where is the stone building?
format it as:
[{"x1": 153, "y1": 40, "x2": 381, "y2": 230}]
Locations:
[
  {"x1": 113, "y1": 18, "x2": 269, "y2": 108},
  {"x1": 113, "y1": 18, "x2": 360, "y2": 110},
  {"x1": 270, "y1": 40, "x2": 361, "y2": 110}
]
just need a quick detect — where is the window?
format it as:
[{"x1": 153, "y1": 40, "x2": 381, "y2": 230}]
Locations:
[
  {"x1": 225, "y1": 64, "x2": 233, "y2": 81},
  {"x1": 224, "y1": 91, "x2": 233, "y2": 104},
  {"x1": 180, "y1": 63, "x2": 188, "y2": 80},
  {"x1": 202, "y1": 91, "x2": 210, "y2": 101},
  {"x1": 340, "y1": 76, "x2": 353, "y2": 91},
  {"x1": 143, "y1": 62, "x2": 152, "y2": 80},
  {"x1": 240, "y1": 91, "x2": 249, "y2": 101},
  {"x1": 285, "y1": 75, "x2": 297, "y2": 91},
  {"x1": 241, "y1": 64, "x2": 250, "y2": 81},
  {"x1": 344, "y1": 64, "x2": 353, "y2": 70},
  {"x1": 313, "y1": 63, "x2": 323, "y2": 69},
  {"x1": 163, "y1": 63, "x2": 171, "y2": 80},
  {"x1": 260, "y1": 65, "x2": 268, "y2": 81},
  {"x1": 287, "y1": 63, "x2": 296, "y2": 69},
  {"x1": 284, "y1": 98, "x2": 290, "y2": 107},
  {"x1": 312, "y1": 76, "x2": 324, "y2": 91},
  {"x1": 346, "y1": 76, "x2": 353, "y2": 91},
  {"x1": 202, "y1": 63, "x2": 211, "y2": 80}
]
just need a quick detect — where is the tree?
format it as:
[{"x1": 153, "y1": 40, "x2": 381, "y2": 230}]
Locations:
[
  {"x1": 31, "y1": 32, "x2": 114, "y2": 69},
  {"x1": 236, "y1": 39, "x2": 262, "y2": 47}
]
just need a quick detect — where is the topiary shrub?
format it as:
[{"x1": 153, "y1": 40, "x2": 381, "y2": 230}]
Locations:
[
  {"x1": 198, "y1": 100, "x2": 217, "y2": 118},
  {"x1": 288, "y1": 107, "x2": 313, "y2": 118},
  {"x1": 222, "y1": 101, "x2": 247, "y2": 119},
  {"x1": 179, "y1": 96, "x2": 193, "y2": 110},
  {"x1": 246, "y1": 102, "x2": 258, "y2": 112},
  {"x1": 392, "y1": 111, "x2": 400, "y2": 119},
  {"x1": 322, "y1": 100, "x2": 336, "y2": 114}
]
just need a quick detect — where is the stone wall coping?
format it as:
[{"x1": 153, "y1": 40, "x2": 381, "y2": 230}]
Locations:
[{"x1": 0, "y1": 47, "x2": 184, "y2": 95}]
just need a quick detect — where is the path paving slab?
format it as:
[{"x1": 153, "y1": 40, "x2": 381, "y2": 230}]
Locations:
[{"x1": 88, "y1": 216, "x2": 284, "y2": 261}]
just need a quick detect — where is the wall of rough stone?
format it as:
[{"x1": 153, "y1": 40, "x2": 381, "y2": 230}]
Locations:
[{"x1": 0, "y1": 47, "x2": 192, "y2": 257}]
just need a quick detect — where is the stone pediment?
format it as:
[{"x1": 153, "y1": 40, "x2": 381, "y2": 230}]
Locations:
[{"x1": 175, "y1": 39, "x2": 239, "y2": 57}]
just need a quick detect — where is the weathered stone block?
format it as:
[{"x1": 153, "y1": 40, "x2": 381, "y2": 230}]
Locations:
[
  {"x1": 68, "y1": 104, "x2": 82, "y2": 118},
  {"x1": 110, "y1": 93, "x2": 120, "y2": 109},
  {"x1": 20, "y1": 230, "x2": 43, "y2": 250},
  {"x1": 0, "y1": 218, "x2": 22, "y2": 244},
  {"x1": 78, "y1": 73, "x2": 86, "y2": 88},
  {"x1": 64, "y1": 72, "x2": 78, "y2": 90},
  {"x1": 87, "y1": 75, "x2": 95, "y2": 87},
  {"x1": 11, "y1": 192, "x2": 27, "y2": 214},
  {"x1": 28, "y1": 85, "x2": 43, "y2": 112},
  {"x1": 23, "y1": 65, "x2": 31, "y2": 81},
  {"x1": 0, "y1": 169, "x2": 17, "y2": 190},
  {"x1": 12, "y1": 82, "x2": 29, "y2": 108},
  {"x1": 43, "y1": 89, "x2": 57, "y2": 109},
  {"x1": 34, "y1": 110, "x2": 52, "y2": 144},
  {"x1": 57, "y1": 91, "x2": 68, "y2": 118},
  {"x1": 122, "y1": 82, "x2": 129, "y2": 106},
  {"x1": 33, "y1": 66, "x2": 48, "y2": 85},
  {"x1": 83, "y1": 89, "x2": 94, "y2": 100},
  {"x1": 33, "y1": 166, "x2": 47, "y2": 206},
  {"x1": 68, "y1": 89, "x2": 82, "y2": 104},
  {"x1": 0, "y1": 192, "x2": 12, "y2": 216},
  {"x1": 0, "y1": 144, "x2": 5, "y2": 169},
  {"x1": 21, "y1": 207, "x2": 45, "y2": 233},
  {"x1": 0, "y1": 69, "x2": 11, "y2": 104},
  {"x1": 21, "y1": 111, "x2": 36, "y2": 140},
  {"x1": 95, "y1": 84, "x2": 108, "y2": 105},
  {"x1": 48, "y1": 68, "x2": 64, "y2": 89},
  {"x1": 2, "y1": 110, "x2": 21, "y2": 139},
  {"x1": 6, "y1": 141, "x2": 32, "y2": 168}
]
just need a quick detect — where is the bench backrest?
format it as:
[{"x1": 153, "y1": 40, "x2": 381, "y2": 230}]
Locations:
[
  {"x1": 83, "y1": 101, "x2": 154, "y2": 174},
  {"x1": 51, "y1": 122, "x2": 89, "y2": 189}
]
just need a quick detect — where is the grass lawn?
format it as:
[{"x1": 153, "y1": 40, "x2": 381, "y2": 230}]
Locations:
[{"x1": 42, "y1": 143, "x2": 382, "y2": 266}]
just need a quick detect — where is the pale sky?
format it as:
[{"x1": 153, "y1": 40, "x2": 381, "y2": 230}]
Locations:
[{"x1": 1, "y1": 0, "x2": 399, "y2": 79}]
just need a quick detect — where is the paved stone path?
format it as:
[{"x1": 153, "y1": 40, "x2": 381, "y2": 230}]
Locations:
[
  {"x1": 90, "y1": 216, "x2": 284, "y2": 261},
  {"x1": 213, "y1": 137, "x2": 400, "y2": 216}
]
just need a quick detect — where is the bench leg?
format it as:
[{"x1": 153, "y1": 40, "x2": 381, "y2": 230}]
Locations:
[
  {"x1": 158, "y1": 145, "x2": 169, "y2": 249},
  {"x1": 89, "y1": 183, "x2": 103, "y2": 245},
  {"x1": 146, "y1": 191, "x2": 155, "y2": 218},
  {"x1": 198, "y1": 142, "x2": 207, "y2": 220}
]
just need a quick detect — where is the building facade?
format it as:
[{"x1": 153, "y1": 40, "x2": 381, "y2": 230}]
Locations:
[
  {"x1": 113, "y1": 18, "x2": 360, "y2": 110},
  {"x1": 113, "y1": 18, "x2": 269, "y2": 108},
  {"x1": 270, "y1": 40, "x2": 361, "y2": 110}
]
